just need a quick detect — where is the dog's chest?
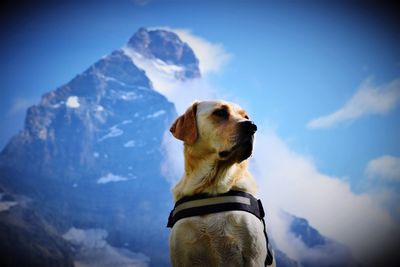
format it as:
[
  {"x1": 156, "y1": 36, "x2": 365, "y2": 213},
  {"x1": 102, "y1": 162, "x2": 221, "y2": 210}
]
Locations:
[{"x1": 170, "y1": 210, "x2": 267, "y2": 266}]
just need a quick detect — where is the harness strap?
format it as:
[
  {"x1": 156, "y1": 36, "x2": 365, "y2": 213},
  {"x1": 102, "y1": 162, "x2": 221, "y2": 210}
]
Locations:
[{"x1": 167, "y1": 190, "x2": 274, "y2": 266}]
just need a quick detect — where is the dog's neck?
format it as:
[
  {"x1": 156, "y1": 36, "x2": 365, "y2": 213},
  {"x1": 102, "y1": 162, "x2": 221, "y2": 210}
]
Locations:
[{"x1": 172, "y1": 145, "x2": 257, "y2": 202}]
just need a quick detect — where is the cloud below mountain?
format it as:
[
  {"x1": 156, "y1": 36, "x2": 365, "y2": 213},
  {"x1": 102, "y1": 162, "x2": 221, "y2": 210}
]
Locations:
[{"x1": 307, "y1": 78, "x2": 400, "y2": 129}]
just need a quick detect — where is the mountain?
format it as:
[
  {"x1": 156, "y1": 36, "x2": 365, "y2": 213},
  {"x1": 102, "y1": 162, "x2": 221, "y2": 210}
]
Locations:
[
  {"x1": 273, "y1": 214, "x2": 360, "y2": 267},
  {"x1": 0, "y1": 27, "x2": 196, "y2": 267},
  {"x1": 290, "y1": 216, "x2": 326, "y2": 248}
]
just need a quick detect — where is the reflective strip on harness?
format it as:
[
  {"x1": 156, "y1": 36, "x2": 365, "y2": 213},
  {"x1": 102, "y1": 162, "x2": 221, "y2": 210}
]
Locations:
[
  {"x1": 167, "y1": 190, "x2": 274, "y2": 266},
  {"x1": 172, "y1": 195, "x2": 251, "y2": 216}
]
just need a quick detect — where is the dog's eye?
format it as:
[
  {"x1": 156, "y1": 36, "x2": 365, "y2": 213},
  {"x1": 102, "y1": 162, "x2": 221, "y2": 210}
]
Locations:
[
  {"x1": 212, "y1": 108, "x2": 229, "y2": 119},
  {"x1": 244, "y1": 115, "x2": 249, "y2": 119}
]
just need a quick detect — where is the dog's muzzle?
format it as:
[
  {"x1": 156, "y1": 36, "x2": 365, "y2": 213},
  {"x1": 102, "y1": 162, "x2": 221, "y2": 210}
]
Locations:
[{"x1": 219, "y1": 121, "x2": 257, "y2": 162}]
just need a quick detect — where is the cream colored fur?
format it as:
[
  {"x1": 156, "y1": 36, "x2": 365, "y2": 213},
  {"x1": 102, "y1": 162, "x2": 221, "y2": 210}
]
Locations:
[{"x1": 169, "y1": 100, "x2": 275, "y2": 267}]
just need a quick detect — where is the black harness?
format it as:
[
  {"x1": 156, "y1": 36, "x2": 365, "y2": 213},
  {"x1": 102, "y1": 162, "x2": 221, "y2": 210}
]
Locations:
[{"x1": 167, "y1": 190, "x2": 274, "y2": 266}]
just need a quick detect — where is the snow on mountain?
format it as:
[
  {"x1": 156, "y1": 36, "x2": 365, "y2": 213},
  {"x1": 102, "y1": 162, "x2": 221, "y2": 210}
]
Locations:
[
  {"x1": 63, "y1": 227, "x2": 150, "y2": 267},
  {"x1": 0, "y1": 193, "x2": 18, "y2": 212},
  {"x1": 127, "y1": 27, "x2": 200, "y2": 79},
  {"x1": 124, "y1": 140, "x2": 136, "y2": 148},
  {"x1": 66, "y1": 96, "x2": 80, "y2": 108},
  {"x1": 97, "y1": 173, "x2": 129, "y2": 184},
  {"x1": 98, "y1": 125, "x2": 124, "y2": 142},
  {"x1": 146, "y1": 110, "x2": 166, "y2": 119}
]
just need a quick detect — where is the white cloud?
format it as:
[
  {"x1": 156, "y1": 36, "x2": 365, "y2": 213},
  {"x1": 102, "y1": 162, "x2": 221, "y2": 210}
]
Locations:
[
  {"x1": 161, "y1": 131, "x2": 184, "y2": 186},
  {"x1": 365, "y1": 155, "x2": 400, "y2": 181},
  {"x1": 66, "y1": 96, "x2": 80, "y2": 108},
  {"x1": 97, "y1": 173, "x2": 129, "y2": 184},
  {"x1": 252, "y1": 130, "x2": 400, "y2": 265},
  {"x1": 169, "y1": 28, "x2": 232, "y2": 75},
  {"x1": 307, "y1": 78, "x2": 400, "y2": 129},
  {"x1": 63, "y1": 227, "x2": 150, "y2": 267}
]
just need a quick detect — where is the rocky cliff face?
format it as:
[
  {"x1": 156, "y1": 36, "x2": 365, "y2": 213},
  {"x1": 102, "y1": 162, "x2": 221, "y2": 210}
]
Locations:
[{"x1": 1, "y1": 48, "x2": 172, "y2": 180}]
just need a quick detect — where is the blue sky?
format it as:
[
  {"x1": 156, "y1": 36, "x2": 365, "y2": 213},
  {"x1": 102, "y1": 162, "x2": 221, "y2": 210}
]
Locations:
[{"x1": 1, "y1": 0, "x2": 399, "y2": 263}]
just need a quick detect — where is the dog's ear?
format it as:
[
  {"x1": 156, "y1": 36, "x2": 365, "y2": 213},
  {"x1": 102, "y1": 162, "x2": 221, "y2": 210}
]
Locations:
[{"x1": 170, "y1": 102, "x2": 198, "y2": 145}]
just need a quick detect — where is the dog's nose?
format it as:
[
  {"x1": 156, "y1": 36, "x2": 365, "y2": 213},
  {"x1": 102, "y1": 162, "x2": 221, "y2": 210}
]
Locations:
[{"x1": 240, "y1": 120, "x2": 257, "y2": 134}]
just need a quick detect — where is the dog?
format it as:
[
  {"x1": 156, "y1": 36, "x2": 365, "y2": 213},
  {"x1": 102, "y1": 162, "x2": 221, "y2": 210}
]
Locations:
[{"x1": 168, "y1": 100, "x2": 275, "y2": 267}]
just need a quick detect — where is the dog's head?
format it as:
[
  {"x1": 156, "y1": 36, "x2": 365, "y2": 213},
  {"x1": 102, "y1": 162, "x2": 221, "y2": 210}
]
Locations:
[{"x1": 170, "y1": 100, "x2": 257, "y2": 163}]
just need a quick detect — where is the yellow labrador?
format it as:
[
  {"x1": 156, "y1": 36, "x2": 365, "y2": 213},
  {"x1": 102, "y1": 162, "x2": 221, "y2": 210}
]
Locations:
[{"x1": 168, "y1": 100, "x2": 275, "y2": 267}]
